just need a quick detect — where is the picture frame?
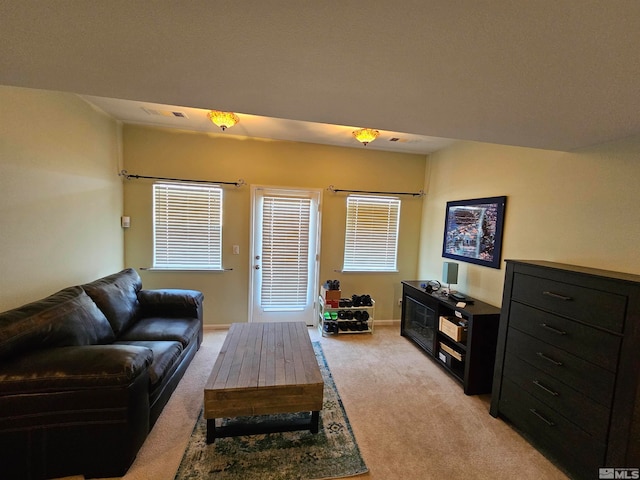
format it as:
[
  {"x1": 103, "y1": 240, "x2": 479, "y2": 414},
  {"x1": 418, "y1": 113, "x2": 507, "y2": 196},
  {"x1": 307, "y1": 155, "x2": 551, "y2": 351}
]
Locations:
[{"x1": 442, "y1": 196, "x2": 507, "y2": 269}]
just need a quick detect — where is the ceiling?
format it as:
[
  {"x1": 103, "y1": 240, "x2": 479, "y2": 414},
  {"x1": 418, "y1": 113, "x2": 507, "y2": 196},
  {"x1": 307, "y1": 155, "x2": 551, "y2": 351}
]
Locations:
[
  {"x1": 80, "y1": 95, "x2": 456, "y2": 154},
  {"x1": 2, "y1": 1, "x2": 640, "y2": 153}
]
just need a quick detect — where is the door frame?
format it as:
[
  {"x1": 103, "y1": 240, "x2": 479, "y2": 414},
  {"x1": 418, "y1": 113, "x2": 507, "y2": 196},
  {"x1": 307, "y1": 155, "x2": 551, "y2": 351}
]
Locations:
[{"x1": 248, "y1": 185, "x2": 323, "y2": 325}]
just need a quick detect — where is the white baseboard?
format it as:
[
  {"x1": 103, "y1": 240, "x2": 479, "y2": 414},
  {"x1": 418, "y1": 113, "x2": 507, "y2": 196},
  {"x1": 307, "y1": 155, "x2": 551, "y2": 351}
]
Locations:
[
  {"x1": 204, "y1": 323, "x2": 232, "y2": 331},
  {"x1": 203, "y1": 319, "x2": 400, "y2": 331},
  {"x1": 373, "y1": 319, "x2": 401, "y2": 326}
]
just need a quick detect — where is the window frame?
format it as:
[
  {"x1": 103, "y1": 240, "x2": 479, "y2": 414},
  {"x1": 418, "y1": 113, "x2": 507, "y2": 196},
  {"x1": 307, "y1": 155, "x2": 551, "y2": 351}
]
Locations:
[
  {"x1": 342, "y1": 194, "x2": 401, "y2": 273},
  {"x1": 152, "y1": 182, "x2": 224, "y2": 271}
]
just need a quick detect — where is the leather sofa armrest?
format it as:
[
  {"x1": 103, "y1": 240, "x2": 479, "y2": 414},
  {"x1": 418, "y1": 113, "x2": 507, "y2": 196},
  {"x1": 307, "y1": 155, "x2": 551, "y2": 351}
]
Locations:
[
  {"x1": 137, "y1": 289, "x2": 204, "y2": 319},
  {"x1": 0, "y1": 345, "x2": 153, "y2": 396}
]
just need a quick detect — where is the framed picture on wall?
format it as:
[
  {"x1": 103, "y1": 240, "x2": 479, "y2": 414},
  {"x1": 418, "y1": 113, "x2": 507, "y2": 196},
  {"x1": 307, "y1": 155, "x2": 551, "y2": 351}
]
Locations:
[{"x1": 442, "y1": 196, "x2": 507, "y2": 269}]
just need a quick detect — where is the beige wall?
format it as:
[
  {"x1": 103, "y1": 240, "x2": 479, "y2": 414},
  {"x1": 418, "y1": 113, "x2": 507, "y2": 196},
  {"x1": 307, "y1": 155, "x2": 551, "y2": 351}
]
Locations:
[
  {"x1": 122, "y1": 125, "x2": 426, "y2": 325},
  {"x1": 7, "y1": 86, "x2": 637, "y2": 321},
  {"x1": 0, "y1": 86, "x2": 124, "y2": 311},
  {"x1": 418, "y1": 137, "x2": 640, "y2": 307}
]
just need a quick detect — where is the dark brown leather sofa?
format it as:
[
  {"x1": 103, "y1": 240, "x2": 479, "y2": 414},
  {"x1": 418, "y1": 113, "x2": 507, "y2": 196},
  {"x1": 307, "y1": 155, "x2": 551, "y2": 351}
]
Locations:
[{"x1": 0, "y1": 269, "x2": 204, "y2": 479}]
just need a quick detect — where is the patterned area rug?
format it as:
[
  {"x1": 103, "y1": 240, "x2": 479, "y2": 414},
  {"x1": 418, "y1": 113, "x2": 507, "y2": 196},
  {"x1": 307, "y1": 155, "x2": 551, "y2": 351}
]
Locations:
[{"x1": 174, "y1": 342, "x2": 368, "y2": 480}]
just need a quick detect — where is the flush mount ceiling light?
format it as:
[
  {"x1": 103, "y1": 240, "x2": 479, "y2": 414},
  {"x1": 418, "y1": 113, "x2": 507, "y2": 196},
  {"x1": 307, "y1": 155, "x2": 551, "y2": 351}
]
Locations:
[
  {"x1": 352, "y1": 128, "x2": 380, "y2": 146},
  {"x1": 208, "y1": 110, "x2": 240, "y2": 131}
]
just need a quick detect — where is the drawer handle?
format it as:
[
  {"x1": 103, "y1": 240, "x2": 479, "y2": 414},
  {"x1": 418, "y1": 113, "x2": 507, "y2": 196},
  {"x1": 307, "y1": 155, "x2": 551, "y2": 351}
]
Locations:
[
  {"x1": 529, "y1": 408, "x2": 556, "y2": 426},
  {"x1": 542, "y1": 291, "x2": 572, "y2": 301},
  {"x1": 532, "y1": 380, "x2": 559, "y2": 396},
  {"x1": 536, "y1": 352, "x2": 563, "y2": 366},
  {"x1": 540, "y1": 323, "x2": 567, "y2": 335}
]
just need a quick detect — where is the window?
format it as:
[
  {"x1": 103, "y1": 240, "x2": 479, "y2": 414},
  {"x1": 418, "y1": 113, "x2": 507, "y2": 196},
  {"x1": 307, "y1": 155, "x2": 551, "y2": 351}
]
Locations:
[
  {"x1": 343, "y1": 195, "x2": 401, "y2": 272},
  {"x1": 260, "y1": 194, "x2": 312, "y2": 310},
  {"x1": 153, "y1": 182, "x2": 223, "y2": 270}
]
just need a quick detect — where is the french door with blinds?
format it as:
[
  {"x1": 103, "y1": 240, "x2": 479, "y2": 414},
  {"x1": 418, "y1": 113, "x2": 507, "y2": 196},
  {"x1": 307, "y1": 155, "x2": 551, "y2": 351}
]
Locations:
[{"x1": 250, "y1": 187, "x2": 321, "y2": 324}]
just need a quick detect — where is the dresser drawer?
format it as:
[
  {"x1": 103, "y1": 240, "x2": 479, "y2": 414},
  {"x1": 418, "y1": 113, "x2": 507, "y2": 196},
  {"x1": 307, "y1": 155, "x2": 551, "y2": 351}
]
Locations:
[
  {"x1": 511, "y1": 273, "x2": 627, "y2": 332},
  {"x1": 509, "y1": 301, "x2": 621, "y2": 372},
  {"x1": 498, "y1": 378, "x2": 606, "y2": 479},
  {"x1": 503, "y1": 352, "x2": 610, "y2": 439},
  {"x1": 506, "y1": 328, "x2": 615, "y2": 406}
]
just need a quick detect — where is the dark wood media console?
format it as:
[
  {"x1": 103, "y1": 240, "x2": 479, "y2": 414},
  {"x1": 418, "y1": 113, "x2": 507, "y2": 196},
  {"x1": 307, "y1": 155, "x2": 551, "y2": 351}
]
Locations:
[{"x1": 401, "y1": 281, "x2": 501, "y2": 395}]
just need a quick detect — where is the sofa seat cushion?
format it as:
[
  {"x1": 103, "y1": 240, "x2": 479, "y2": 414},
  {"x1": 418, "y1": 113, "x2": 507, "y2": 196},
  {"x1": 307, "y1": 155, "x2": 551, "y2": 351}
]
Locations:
[
  {"x1": 118, "y1": 317, "x2": 200, "y2": 348},
  {"x1": 82, "y1": 268, "x2": 142, "y2": 335},
  {"x1": 0, "y1": 286, "x2": 115, "y2": 360},
  {"x1": 0, "y1": 345, "x2": 153, "y2": 395},
  {"x1": 115, "y1": 340, "x2": 182, "y2": 386}
]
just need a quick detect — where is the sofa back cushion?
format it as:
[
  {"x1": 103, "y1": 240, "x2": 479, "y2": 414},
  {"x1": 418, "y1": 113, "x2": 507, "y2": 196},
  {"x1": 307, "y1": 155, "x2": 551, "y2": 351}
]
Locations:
[
  {"x1": 0, "y1": 286, "x2": 115, "y2": 360},
  {"x1": 82, "y1": 268, "x2": 142, "y2": 336}
]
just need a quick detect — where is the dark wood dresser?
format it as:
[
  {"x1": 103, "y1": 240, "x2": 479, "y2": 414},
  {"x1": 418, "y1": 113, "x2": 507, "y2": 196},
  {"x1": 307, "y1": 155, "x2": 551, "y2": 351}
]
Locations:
[{"x1": 490, "y1": 260, "x2": 640, "y2": 479}]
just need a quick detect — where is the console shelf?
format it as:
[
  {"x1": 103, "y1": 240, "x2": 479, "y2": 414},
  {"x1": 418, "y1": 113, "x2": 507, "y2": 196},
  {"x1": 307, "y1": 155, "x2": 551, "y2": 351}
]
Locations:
[{"x1": 400, "y1": 281, "x2": 500, "y2": 395}]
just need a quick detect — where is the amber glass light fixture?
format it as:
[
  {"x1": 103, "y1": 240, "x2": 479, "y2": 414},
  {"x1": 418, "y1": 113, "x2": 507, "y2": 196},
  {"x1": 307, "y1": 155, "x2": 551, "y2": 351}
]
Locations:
[
  {"x1": 352, "y1": 128, "x2": 380, "y2": 146},
  {"x1": 208, "y1": 110, "x2": 240, "y2": 131}
]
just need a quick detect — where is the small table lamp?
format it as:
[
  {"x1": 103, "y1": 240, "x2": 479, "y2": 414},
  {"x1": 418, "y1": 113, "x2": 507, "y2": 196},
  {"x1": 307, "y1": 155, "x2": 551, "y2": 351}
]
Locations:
[{"x1": 442, "y1": 262, "x2": 459, "y2": 296}]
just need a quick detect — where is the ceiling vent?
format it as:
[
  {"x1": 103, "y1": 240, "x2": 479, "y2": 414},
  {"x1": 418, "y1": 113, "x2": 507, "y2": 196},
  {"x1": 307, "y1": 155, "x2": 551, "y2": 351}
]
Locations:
[{"x1": 142, "y1": 107, "x2": 188, "y2": 119}]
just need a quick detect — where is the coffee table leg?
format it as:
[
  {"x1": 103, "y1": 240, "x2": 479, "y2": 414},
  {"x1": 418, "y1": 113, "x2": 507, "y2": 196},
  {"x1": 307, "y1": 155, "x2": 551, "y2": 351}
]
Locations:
[
  {"x1": 310, "y1": 411, "x2": 320, "y2": 434},
  {"x1": 206, "y1": 418, "x2": 217, "y2": 444}
]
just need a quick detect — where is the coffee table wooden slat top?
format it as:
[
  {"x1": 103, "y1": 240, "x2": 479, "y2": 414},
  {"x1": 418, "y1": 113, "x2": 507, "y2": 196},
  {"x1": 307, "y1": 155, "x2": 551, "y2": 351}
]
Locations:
[{"x1": 204, "y1": 322, "x2": 323, "y2": 421}]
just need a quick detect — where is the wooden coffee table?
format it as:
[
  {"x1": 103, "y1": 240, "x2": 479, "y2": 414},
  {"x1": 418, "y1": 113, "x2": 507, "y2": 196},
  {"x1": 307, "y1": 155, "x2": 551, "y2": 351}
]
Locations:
[{"x1": 204, "y1": 321, "x2": 324, "y2": 443}]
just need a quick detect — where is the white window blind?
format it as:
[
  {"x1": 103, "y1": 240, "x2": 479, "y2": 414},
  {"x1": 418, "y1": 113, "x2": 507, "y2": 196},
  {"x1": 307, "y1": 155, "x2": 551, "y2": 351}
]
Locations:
[
  {"x1": 260, "y1": 195, "x2": 311, "y2": 310},
  {"x1": 343, "y1": 195, "x2": 401, "y2": 272},
  {"x1": 153, "y1": 182, "x2": 223, "y2": 269}
]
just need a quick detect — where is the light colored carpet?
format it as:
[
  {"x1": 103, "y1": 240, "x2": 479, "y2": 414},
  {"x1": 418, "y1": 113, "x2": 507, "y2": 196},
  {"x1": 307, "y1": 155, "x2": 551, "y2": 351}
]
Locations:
[
  {"x1": 84, "y1": 325, "x2": 567, "y2": 480},
  {"x1": 174, "y1": 342, "x2": 367, "y2": 480}
]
